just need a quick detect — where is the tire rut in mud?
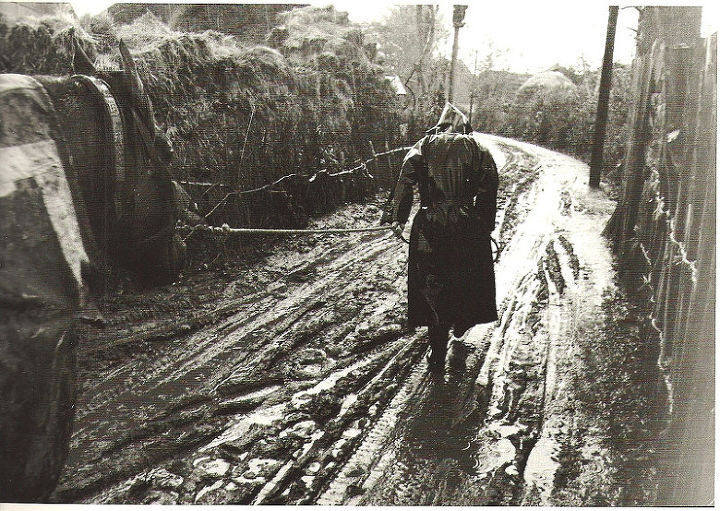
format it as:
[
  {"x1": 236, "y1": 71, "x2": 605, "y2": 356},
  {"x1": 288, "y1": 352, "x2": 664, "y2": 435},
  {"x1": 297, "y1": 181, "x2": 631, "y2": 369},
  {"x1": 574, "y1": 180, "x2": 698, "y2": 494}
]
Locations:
[
  {"x1": 351, "y1": 233, "x2": 581, "y2": 506},
  {"x1": 54, "y1": 202, "x2": 419, "y2": 503},
  {"x1": 53, "y1": 137, "x2": 652, "y2": 505},
  {"x1": 53, "y1": 137, "x2": 544, "y2": 504}
]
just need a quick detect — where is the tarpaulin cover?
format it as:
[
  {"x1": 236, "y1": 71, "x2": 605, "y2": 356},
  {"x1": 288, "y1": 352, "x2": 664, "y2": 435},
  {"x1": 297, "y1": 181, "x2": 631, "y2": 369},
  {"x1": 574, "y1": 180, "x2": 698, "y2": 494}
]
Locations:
[{"x1": 0, "y1": 73, "x2": 84, "y2": 500}]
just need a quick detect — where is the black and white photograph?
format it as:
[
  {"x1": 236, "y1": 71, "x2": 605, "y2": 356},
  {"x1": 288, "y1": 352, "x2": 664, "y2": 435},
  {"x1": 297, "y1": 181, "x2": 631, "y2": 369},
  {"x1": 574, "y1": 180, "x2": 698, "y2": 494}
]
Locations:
[{"x1": 0, "y1": 0, "x2": 715, "y2": 505}]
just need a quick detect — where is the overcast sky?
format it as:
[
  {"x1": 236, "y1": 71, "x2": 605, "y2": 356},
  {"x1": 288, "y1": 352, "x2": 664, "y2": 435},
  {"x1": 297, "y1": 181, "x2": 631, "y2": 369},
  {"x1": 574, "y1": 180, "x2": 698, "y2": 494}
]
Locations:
[{"x1": 69, "y1": 0, "x2": 718, "y2": 74}]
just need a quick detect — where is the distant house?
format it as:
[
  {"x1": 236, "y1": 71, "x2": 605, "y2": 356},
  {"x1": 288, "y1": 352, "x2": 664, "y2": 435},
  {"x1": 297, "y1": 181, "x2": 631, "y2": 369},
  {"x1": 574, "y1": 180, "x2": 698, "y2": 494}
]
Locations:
[
  {"x1": 0, "y1": 2, "x2": 76, "y2": 22},
  {"x1": 384, "y1": 75, "x2": 407, "y2": 96}
]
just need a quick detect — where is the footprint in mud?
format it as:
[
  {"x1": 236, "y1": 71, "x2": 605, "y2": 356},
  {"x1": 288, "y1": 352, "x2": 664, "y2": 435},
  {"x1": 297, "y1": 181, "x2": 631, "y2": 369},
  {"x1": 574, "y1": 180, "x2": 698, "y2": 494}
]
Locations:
[
  {"x1": 293, "y1": 348, "x2": 332, "y2": 379},
  {"x1": 397, "y1": 380, "x2": 482, "y2": 475},
  {"x1": 286, "y1": 266, "x2": 317, "y2": 283},
  {"x1": 235, "y1": 457, "x2": 282, "y2": 483}
]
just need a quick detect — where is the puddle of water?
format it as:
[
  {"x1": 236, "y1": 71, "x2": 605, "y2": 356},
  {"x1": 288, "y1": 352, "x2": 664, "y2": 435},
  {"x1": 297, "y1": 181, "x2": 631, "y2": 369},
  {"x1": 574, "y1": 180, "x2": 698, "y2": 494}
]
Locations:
[
  {"x1": 291, "y1": 358, "x2": 366, "y2": 407},
  {"x1": 201, "y1": 403, "x2": 286, "y2": 452},
  {"x1": 339, "y1": 393, "x2": 358, "y2": 416},
  {"x1": 298, "y1": 430, "x2": 325, "y2": 459},
  {"x1": 523, "y1": 434, "x2": 561, "y2": 503},
  {"x1": 487, "y1": 423, "x2": 524, "y2": 438},
  {"x1": 219, "y1": 384, "x2": 281, "y2": 405},
  {"x1": 472, "y1": 436, "x2": 516, "y2": 474}
]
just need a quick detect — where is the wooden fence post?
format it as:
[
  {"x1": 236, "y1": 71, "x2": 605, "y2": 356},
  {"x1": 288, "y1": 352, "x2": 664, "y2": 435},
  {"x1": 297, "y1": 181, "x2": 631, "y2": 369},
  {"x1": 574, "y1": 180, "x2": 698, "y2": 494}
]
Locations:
[
  {"x1": 620, "y1": 45, "x2": 658, "y2": 244},
  {"x1": 368, "y1": 140, "x2": 378, "y2": 184},
  {"x1": 384, "y1": 140, "x2": 394, "y2": 189}
]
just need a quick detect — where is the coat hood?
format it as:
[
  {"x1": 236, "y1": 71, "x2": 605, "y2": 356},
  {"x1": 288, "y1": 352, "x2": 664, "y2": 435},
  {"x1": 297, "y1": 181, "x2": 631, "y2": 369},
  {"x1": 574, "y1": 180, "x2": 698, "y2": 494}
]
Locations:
[{"x1": 426, "y1": 102, "x2": 473, "y2": 135}]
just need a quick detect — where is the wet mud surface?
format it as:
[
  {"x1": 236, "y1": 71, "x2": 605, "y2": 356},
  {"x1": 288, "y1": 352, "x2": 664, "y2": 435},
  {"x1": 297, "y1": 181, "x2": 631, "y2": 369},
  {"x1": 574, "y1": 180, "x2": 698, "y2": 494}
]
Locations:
[{"x1": 51, "y1": 135, "x2": 665, "y2": 505}]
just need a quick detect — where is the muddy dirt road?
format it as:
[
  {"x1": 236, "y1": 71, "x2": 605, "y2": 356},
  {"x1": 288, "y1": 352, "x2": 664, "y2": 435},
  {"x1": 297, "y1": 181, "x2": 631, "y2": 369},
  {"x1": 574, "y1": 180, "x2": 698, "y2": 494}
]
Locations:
[{"x1": 52, "y1": 135, "x2": 665, "y2": 505}]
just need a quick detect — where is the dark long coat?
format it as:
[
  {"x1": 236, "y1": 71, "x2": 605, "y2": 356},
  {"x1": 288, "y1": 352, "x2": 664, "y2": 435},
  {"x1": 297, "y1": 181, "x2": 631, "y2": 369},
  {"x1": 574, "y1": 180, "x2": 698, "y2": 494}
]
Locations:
[{"x1": 382, "y1": 133, "x2": 499, "y2": 336}]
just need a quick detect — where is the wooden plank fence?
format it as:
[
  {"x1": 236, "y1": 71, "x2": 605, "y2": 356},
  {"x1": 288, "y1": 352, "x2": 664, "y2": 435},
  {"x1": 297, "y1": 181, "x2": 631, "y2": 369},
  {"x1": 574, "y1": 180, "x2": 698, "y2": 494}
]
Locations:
[{"x1": 604, "y1": 34, "x2": 716, "y2": 505}]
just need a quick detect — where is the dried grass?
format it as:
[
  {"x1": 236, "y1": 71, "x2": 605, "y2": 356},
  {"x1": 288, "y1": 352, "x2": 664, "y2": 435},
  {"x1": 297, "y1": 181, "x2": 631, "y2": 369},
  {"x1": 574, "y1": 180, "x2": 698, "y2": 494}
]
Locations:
[
  {"x1": 0, "y1": 7, "x2": 402, "y2": 234},
  {"x1": 0, "y1": 13, "x2": 95, "y2": 75}
]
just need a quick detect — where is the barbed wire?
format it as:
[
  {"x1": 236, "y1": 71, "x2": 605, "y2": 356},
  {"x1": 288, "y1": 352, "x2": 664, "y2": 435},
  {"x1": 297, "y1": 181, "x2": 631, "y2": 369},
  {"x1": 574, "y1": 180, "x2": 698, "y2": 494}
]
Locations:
[
  {"x1": 196, "y1": 145, "x2": 411, "y2": 221},
  {"x1": 180, "y1": 144, "x2": 412, "y2": 241},
  {"x1": 179, "y1": 145, "x2": 411, "y2": 191}
]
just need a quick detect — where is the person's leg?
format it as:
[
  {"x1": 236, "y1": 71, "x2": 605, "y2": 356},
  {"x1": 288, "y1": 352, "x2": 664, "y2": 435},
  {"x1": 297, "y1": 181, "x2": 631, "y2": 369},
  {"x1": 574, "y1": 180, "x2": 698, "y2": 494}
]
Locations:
[
  {"x1": 427, "y1": 324, "x2": 449, "y2": 372},
  {"x1": 447, "y1": 332, "x2": 472, "y2": 372}
]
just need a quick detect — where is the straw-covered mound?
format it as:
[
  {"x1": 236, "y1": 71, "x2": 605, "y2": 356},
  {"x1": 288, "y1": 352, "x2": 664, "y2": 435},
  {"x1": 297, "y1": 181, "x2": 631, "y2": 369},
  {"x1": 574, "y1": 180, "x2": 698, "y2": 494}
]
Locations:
[
  {"x1": 516, "y1": 71, "x2": 577, "y2": 100},
  {"x1": 0, "y1": 7, "x2": 402, "y2": 236},
  {"x1": 504, "y1": 69, "x2": 582, "y2": 151},
  {"x1": 0, "y1": 11, "x2": 90, "y2": 74},
  {"x1": 500, "y1": 66, "x2": 630, "y2": 166},
  {"x1": 269, "y1": 6, "x2": 400, "y2": 156}
]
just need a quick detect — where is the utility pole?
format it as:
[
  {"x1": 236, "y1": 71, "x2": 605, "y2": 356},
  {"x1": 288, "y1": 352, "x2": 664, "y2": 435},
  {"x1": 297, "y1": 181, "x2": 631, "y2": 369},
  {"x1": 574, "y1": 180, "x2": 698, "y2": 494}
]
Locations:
[
  {"x1": 589, "y1": 5, "x2": 619, "y2": 188},
  {"x1": 468, "y1": 49, "x2": 479, "y2": 124},
  {"x1": 447, "y1": 5, "x2": 467, "y2": 104}
]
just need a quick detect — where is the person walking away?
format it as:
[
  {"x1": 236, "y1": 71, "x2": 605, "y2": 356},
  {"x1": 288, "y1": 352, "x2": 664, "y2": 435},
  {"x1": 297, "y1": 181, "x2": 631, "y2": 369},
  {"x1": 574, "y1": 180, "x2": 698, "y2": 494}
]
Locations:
[{"x1": 381, "y1": 103, "x2": 499, "y2": 374}]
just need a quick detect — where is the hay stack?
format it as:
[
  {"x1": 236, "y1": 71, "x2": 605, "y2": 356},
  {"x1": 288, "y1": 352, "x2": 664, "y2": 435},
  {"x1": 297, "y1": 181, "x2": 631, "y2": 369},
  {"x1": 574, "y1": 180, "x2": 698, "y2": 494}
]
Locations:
[
  {"x1": 0, "y1": 13, "x2": 95, "y2": 75},
  {"x1": 0, "y1": 7, "x2": 401, "y2": 233},
  {"x1": 507, "y1": 70, "x2": 580, "y2": 149},
  {"x1": 269, "y1": 6, "x2": 397, "y2": 142},
  {"x1": 515, "y1": 70, "x2": 578, "y2": 105}
]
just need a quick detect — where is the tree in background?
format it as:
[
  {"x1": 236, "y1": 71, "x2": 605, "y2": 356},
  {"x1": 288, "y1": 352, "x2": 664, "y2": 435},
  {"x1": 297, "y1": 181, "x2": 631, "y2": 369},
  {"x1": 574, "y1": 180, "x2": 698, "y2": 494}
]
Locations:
[
  {"x1": 362, "y1": 6, "x2": 451, "y2": 140},
  {"x1": 465, "y1": 41, "x2": 519, "y2": 128},
  {"x1": 365, "y1": 6, "x2": 449, "y2": 102}
]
